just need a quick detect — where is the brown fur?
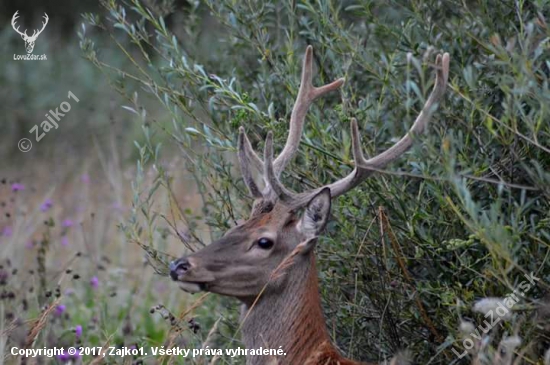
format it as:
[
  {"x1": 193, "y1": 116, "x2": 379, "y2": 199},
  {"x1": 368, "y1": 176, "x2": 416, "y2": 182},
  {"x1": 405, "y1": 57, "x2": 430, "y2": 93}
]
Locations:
[
  {"x1": 240, "y1": 253, "x2": 371, "y2": 365},
  {"x1": 306, "y1": 341, "x2": 376, "y2": 365}
]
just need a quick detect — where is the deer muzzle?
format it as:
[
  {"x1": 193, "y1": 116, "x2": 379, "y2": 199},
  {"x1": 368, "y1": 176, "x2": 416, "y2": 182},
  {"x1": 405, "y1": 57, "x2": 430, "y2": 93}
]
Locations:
[
  {"x1": 169, "y1": 258, "x2": 190, "y2": 280},
  {"x1": 169, "y1": 257, "x2": 214, "y2": 293}
]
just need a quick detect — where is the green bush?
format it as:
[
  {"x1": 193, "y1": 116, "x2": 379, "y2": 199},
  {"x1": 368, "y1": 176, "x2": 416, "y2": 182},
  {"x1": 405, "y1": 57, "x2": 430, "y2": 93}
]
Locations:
[{"x1": 81, "y1": 0, "x2": 550, "y2": 363}]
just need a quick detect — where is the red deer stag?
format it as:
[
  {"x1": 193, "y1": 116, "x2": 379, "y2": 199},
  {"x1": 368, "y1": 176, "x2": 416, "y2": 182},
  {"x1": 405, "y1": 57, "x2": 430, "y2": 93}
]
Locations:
[{"x1": 170, "y1": 46, "x2": 450, "y2": 365}]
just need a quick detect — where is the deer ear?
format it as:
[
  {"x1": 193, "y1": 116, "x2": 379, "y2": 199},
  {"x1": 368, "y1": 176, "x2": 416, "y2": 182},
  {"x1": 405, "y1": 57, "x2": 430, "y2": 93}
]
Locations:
[{"x1": 298, "y1": 188, "x2": 331, "y2": 238}]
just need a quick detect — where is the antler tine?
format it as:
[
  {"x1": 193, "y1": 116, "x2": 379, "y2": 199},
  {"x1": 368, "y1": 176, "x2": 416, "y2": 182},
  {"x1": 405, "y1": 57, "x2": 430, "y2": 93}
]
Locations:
[
  {"x1": 238, "y1": 127, "x2": 263, "y2": 198},
  {"x1": 264, "y1": 132, "x2": 297, "y2": 203},
  {"x1": 273, "y1": 45, "x2": 344, "y2": 177},
  {"x1": 11, "y1": 11, "x2": 27, "y2": 37},
  {"x1": 32, "y1": 13, "x2": 49, "y2": 38},
  {"x1": 38, "y1": 13, "x2": 49, "y2": 33},
  {"x1": 350, "y1": 118, "x2": 366, "y2": 164},
  {"x1": 237, "y1": 46, "x2": 343, "y2": 202},
  {"x1": 11, "y1": 11, "x2": 19, "y2": 26},
  {"x1": 361, "y1": 54, "x2": 449, "y2": 164},
  {"x1": 328, "y1": 52, "x2": 449, "y2": 198},
  {"x1": 289, "y1": 52, "x2": 450, "y2": 206},
  {"x1": 238, "y1": 126, "x2": 263, "y2": 170}
]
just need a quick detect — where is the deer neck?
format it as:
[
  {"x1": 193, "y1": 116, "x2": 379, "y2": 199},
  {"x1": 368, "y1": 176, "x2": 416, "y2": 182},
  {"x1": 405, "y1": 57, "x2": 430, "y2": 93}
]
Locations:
[{"x1": 240, "y1": 254, "x2": 334, "y2": 365}]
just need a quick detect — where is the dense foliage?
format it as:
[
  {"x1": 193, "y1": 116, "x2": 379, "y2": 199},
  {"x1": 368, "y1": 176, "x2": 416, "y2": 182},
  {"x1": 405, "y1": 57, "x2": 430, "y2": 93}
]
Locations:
[{"x1": 78, "y1": 0, "x2": 550, "y2": 363}]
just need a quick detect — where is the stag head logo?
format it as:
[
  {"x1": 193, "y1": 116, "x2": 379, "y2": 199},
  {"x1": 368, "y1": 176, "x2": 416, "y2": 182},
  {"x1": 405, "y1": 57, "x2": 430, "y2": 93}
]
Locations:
[{"x1": 11, "y1": 11, "x2": 49, "y2": 54}]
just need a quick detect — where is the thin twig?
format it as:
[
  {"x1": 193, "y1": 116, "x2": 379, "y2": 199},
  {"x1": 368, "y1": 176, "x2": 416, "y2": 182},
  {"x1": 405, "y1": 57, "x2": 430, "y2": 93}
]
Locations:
[{"x1": 378, "y1": 207, "x2": 444, "y2": 343}]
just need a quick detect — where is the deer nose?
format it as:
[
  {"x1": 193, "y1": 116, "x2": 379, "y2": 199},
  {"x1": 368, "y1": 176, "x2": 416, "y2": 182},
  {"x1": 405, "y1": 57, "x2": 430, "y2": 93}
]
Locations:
[{"x1": 169, "y1": 258, "x2": 191, "y2": 281}]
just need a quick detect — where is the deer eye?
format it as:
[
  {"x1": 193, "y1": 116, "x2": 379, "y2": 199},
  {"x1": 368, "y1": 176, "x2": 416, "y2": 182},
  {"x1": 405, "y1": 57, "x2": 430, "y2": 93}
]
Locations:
[{"x1": 256, "y1": 237, "x2": 274, "y2": 249}]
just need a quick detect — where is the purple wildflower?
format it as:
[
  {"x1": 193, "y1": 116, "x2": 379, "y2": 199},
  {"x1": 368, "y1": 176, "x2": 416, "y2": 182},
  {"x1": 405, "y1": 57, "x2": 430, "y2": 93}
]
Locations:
[
  {"x1": 154, "y1": 281, "x2": 167, "y2": 294},
  {"x1": 57, "y1": 350, "x2": 70, "y2": 361},
  {"x1": 111, "y1": 202, "x2": 125, "y2": 212},
  {"x1": 90, "y1": 276, "x2": 99, "y2": 289},
  {"x1": 61, "y1": 236, "x2": 69, "y2": 246},
  {"x1": 55, "y1": 304, "x2": 66, "y2": 316},
  {"x1": 11, "y1": 183, "x2": 24, "y2": 192},
  {"x1": 81, "y1": 174, "x2": 90, "y2": 183},
  {"x1": 0, "y1": 270, "x2": 8, "y2": 285},
  {"x1": 25, "y1": 241, "x2": 34, "y2": 249},
  {"x1": 40, "y1": 199, "x2": 53, "y2": 212},
  {"x1": 57, "y1": 349, "x2": 80, "y2": 362},
  {"x1": 2, "y1": 226, "x2": 13, "y2": 237},
  {"x1": 62, "y1": 219, "x2": 73, "y2": 228},
  {"x1": 75, "y1": 325, "x2": 82, "y2": 338}
]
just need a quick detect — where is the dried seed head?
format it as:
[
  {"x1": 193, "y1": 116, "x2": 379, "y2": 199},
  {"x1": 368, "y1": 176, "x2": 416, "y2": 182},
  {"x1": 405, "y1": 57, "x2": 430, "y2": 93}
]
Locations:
[{"x1": 458, "y1": 320, "x2": 475, "y2": 335}]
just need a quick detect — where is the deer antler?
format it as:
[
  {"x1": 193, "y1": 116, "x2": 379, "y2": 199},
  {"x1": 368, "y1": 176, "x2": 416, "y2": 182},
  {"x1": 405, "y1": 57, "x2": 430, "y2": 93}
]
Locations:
[
  {"x1": 238, "y1": 46, "x2": 449, "y2": 207},
  {"x1": 273, "y1": 46, "x2": 345, "y2": 176},
  {"x1": 264, "y1": 51, "x2": 450, "y2": 207},
  {"x1": 238, "y1": 46, "x2": 344, "y2": 199},
  {"x1": 30, "y1": 13, "x2": 49, "y2": 40},
  {"x1": 11, "y1": 11, "x2": 28, "y2": 38},
  {"x1": 11, "y1": 11, "x2": 48, "y2": 41}
]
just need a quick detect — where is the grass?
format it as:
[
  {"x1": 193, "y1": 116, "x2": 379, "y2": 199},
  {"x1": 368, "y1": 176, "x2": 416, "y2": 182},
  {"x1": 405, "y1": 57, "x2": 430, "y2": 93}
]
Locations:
[{"x1": 0, "y1": 147, "x2": 243, "y2": 364}]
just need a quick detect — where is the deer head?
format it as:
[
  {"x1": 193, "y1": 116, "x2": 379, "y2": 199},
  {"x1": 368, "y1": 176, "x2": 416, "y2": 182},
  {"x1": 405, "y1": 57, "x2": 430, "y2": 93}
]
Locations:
[
  {"x1": 170, "y1": 46, "x2": 449, "y2": 364},
  {"x1": 11, "y1": 11, "x2": 49, "y2": 54}
]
